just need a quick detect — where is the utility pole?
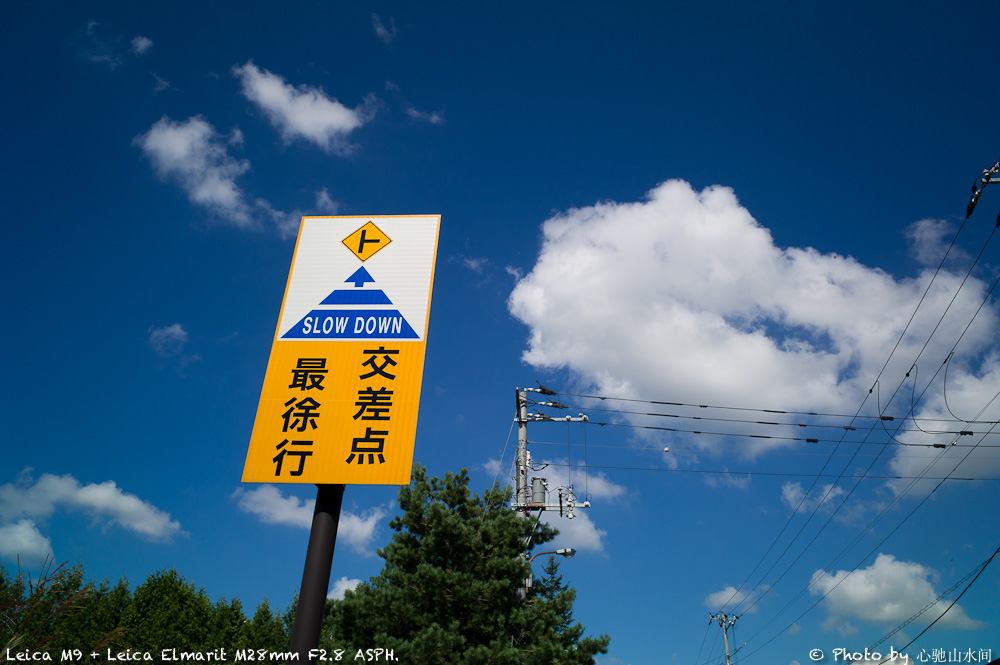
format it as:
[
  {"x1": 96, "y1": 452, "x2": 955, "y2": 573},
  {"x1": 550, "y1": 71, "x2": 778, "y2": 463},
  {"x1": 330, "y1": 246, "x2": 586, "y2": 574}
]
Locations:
[
  {"x1": 512, "y1": 387, "x2": 591, "y2": 519},
  {"x1": 965, "y1": 159, "x2": 999, "y2": 223},
  {"x1": 709, "y1": 612, "x2": 739, "y2": 665}
]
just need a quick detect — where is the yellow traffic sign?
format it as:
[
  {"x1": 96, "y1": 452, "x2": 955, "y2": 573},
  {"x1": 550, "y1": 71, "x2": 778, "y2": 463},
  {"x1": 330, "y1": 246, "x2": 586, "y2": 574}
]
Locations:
[
  {"x1": 342, "y1": 221, "x2": 392, "y2": 262},
  {"x1": 242, "y1": 215, "x2": 440, "y2": 485}
]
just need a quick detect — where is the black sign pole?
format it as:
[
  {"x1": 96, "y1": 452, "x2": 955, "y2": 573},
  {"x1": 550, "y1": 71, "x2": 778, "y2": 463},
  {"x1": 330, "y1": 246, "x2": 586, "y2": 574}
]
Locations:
[{"x1": 290, "y1": 483, "x2": 346, "y2": 664}]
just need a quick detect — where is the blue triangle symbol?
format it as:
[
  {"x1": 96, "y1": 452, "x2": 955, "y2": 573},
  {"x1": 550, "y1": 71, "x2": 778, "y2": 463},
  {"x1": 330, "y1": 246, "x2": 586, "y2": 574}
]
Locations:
[{"x1": 346, "y1": 266, "x2": 376, "y2": 288}]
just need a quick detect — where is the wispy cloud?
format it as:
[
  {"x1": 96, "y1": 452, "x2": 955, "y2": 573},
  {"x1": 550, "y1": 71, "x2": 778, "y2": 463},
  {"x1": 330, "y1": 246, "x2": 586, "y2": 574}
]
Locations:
[
  {"x1": 371, "y1": 14, "x2": 397, "y2": 45},
  {"x1": 385, "y1": 81, "x2": 445, "y2": 125},
  {"x1": 314, "y1": 187, "x2": 339, "y2": 214},
  {"x1": 905, "y1": 218, "x2": 967, "y2": 268},
  {"x1": 74, "y1": 21, "x2": 122, "y2": 69},
  {"x1": 483, "y1": 458, "x2": 505, "y2": 479},
  {"x1": 780, "y1": 481, "x2": 845, "y2": 513},
  {"x1": 151, "y1": 72, "x2": 173, "y2": 92},
  {"x1": 147, "y1": 323, "x2": 201, "y2": 367},
  {"x1": 704, "y1": 469, "x2": 752, "y2": 490},
  {"x1": 233, "y1": 61, "x2": 376, "y2": 154},
  {"x1": 405, "y1": 106, "x2": 445, "y2": 125},
  {"x1": 461, "y1": 257, "x2": 489, "y2": 274},
  {"x1": 74, "y1": 22, "x2": 153, "y2": 68}
]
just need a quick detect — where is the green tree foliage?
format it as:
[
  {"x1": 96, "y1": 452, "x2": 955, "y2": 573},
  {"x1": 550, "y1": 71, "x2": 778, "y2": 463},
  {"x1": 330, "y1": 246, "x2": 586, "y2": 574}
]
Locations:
[
  {"x1": 323, "y1": 465, "x2": 609, "y2": 664},
  {"x1": 237, "y1": 600, "x2": 291, "y2": 651},
  {"x1": 52, "y1": 576, "x2": 130, "y2": 651},
  {"x1": 1, "y1": 563, "x2": 291, "y2": 660},
  {"x1": 119, "y1": 569, "x2": 216, "y2": 651}
]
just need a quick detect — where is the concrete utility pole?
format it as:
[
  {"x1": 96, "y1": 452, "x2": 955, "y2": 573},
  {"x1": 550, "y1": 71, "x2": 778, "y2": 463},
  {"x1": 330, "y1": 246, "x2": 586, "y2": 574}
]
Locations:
[
  {"x1": 710, "y1": 612, "x2": 739, "y2": 665},
  {"x1": 512, "y1": 387, "x2": 591, "y2": 520}
]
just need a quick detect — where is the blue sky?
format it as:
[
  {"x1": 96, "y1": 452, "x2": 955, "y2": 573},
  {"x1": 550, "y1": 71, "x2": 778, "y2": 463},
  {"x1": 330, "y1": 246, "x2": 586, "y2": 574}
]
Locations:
[{"x1": 3, "y1": 2, "x2": 1000, "y2": 663}]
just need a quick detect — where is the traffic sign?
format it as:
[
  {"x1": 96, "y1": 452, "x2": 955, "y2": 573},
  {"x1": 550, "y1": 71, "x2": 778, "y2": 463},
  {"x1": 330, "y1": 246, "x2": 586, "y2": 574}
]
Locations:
[{"x1": 242, "y1": 215, "x2": 440, "y2": 485}]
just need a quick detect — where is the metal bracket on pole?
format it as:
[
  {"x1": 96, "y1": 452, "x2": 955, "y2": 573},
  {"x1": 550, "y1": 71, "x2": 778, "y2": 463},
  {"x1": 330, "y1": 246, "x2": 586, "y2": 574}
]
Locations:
[{"x1": 966, "y1": 159, "x2": 1000, "y2": 222}]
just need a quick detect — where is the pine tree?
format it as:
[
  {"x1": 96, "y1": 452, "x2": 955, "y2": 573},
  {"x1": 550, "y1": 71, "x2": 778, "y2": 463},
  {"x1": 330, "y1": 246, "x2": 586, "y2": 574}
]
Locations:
[{"x1": 323, "y1": 465, "x2": 609, "y2": 664}]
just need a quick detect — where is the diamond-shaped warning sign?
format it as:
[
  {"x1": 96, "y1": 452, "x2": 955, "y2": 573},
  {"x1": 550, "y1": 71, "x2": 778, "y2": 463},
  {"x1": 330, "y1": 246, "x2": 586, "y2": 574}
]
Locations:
[{"x1": 342, "y1": 221, "x2": 392, "y2": 261}]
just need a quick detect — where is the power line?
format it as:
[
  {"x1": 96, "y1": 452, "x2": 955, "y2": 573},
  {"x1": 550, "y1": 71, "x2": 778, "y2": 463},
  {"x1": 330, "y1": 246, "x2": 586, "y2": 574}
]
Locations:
[
  {"x1": 528, "y1": 438, "x2": 1000, "y2": 459},
  {"x1": 538, "y1": 461, "x2": 998, "y2": 481},
  {"x1": 551, "y1": 392, "x2": 993, "y2": 424},
  {"x1": 566, "y1": 418, "x2": 997, "y2": 448}
]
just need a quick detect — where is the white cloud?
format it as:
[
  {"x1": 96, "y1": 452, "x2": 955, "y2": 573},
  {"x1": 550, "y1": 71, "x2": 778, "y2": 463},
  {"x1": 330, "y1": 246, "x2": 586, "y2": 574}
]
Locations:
[
  {"x1": 232, "y1": 485, "x2": 313, "y2": 529},
  {"x1": 482, "y1": 458, "x2": 504, "y2": 478},
  {"x1": 810, "y1": 553, "x2": 984, "y2": 636},
  {"x1": 130, "y1": 36, "x2": 153, "y2": 55},
  {"x1": 255, "y1": 198, "x2": 302, "y2": 240},
  {"x1": 233, "y1": 61, "x2": 376, "y2": 154},
  {"x1": 578, "y1": 470, "x2": 627, "y2": 500},
  {"x1": 0, "y1": 472, "x2": 184, "y2": 548},
  {"x1": 780, "y1": 481, "x2": 846, "y2": 513},
  {"x1": 147, "y1": 323, "x2": 185, "y2": 354},
  {"x1": 148, "y1": 323, "x2": 200, "y2": 367},
  {"x1": 328, "y1": 576, "x2": 361, "y2": 600},
  {"x1": 508, "y1": 180, "x2": 1000, "y2": 469},
  {"x1": 135, "y1": 116, "x2": 300, "y2": 234},
  {"x1": 493, "y1": 457, "x2": 622, "y2": 553},
  {"x1": 338, "y1": 506, "x2": 388, "y2": 555},
  {"x1": 539, "y1": 510, "x2": 606, "y2": 554},
  {"x1": 704, "y1": 469, "x2": 751, "y2": 490},
  {"x1": 135, "y1": 115, "x2": 255, "y2": 226},
  {"x1": 0, "y1": 520, "x2": 53, "y2": 564},
  {"x1": 532, "y1": 458, "x2": 627, "y2": 503},
  {"x1": 462, "y1": 257, "x2": 489, "y2": 274},
  {"x1": 905, "y1": 218, "x2": 957, "y2": 268},
  {"x1": 148, "y1": 322, "x2": 188, "y2": 356},
  {"x1": 232, "y1": 485, "x2": 387, "y2": 554},
  {"x1": 405, "y1": 107, "x2": 445, "y2": 125},
  {"x1": 314, "y1": 187, "x2": 339, "y2": 214},
  {"x1": 371, "y1": 14, "x2": 397, "y2": 45},
  {"x1": 883, "y1": 362, "x2": 1000, "y2": 497},
  {"x1": 703, "y1": 584, "x2": 769, "y2": 614}
]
